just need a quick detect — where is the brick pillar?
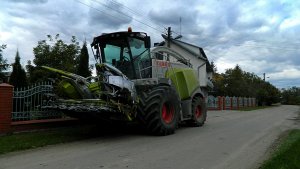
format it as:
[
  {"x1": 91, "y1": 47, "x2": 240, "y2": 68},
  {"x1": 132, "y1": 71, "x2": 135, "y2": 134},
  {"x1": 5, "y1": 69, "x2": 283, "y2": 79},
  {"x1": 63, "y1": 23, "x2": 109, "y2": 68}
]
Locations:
[
  {"x1": 223, "y1": 97, "x2": 226, "y2": 110},
  {"x1": 0, "y1": 83, "x2": 13, "y2": 134},
  {"x1": 230, "y1": 97, "x2": 233, "y2": 110},
  {"x1": 217, "y1": 96, "x2": 222, "y2": 110}
]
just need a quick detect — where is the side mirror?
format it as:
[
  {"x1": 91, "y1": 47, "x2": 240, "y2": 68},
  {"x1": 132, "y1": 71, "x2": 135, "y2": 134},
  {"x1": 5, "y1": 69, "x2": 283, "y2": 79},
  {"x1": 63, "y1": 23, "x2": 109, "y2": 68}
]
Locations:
[{"x1": 144, "y1": 36, "x2": 151, "y2": 48}]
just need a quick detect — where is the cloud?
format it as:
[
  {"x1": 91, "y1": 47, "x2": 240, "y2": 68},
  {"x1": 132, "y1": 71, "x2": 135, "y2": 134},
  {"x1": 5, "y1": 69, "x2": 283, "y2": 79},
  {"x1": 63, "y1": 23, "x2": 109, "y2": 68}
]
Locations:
[
  {"x1": 149, "y1": 7, "x2": 197, "y2": 26},
  {"x1": 269, "y1": 68, "x2": 300, "y2": 80},
  {"x1": 5, "y1": 0, "x2": 48, "y2": 4},
  {"x1": 0, "y1": 0, "x2": 300, "y2": 88},
  {"x1": 208, "y1": 39, "x2": 300, "y2": 85}
]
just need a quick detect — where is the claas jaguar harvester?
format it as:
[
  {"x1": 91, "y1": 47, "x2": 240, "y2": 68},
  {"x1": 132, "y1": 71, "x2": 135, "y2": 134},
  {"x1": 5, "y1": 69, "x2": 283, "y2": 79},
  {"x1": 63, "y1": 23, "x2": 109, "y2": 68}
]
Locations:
[{"x1": 42, "y1": 28, "x2": 213, "y2": 135}]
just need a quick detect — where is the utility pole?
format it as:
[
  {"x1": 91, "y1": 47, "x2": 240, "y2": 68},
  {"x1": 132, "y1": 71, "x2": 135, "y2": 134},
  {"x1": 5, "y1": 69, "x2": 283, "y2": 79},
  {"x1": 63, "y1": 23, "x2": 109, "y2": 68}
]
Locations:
[
  {"x1": 167, "y1": 27, "x2": 171, "y2": 48},
  {"x1": 263, "y1": 73, "x2": 266, "y2": 81},
  {"x1": 179, "y1": 17, "x2": 182, "y2": 36}
]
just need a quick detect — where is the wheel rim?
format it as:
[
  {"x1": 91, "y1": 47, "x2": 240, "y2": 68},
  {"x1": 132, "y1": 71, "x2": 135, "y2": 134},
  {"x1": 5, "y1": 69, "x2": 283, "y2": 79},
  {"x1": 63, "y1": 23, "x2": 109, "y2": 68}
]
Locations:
[
  {"x1": 195, "y1": 105, "x2": 202, "y2": 119},
  {"x1": 162, "y1": 103, "x2": 174, "y2": 124}
]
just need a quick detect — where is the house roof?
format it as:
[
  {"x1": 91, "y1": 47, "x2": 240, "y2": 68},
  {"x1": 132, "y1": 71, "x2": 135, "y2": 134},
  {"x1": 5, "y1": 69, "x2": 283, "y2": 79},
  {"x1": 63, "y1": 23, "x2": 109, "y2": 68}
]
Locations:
[
  {"x1": 161, "y1": 34, "x2": 213, "y2": 72},
  {"x1": 161, "y1": 34, "x2": 207, "y2": 61}
]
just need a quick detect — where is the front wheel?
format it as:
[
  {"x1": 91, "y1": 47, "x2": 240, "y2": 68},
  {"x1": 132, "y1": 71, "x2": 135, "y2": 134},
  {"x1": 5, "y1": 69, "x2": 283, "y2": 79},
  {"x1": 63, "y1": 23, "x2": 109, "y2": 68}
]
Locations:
[{"x1": 138, "y1": 85, "x2": 180, "y2": 135}]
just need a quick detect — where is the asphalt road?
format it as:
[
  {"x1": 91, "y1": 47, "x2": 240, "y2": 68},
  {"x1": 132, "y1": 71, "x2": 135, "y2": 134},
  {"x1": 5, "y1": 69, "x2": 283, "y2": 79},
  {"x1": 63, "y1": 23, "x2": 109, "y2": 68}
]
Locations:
[{"x1": 0, "y1": 105, "x2": 299, "y2": 169}]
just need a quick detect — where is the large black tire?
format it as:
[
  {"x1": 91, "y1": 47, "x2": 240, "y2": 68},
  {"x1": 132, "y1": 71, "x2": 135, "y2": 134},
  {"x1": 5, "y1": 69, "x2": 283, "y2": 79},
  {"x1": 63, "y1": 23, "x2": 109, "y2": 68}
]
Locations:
[
  {"x1": 188, "y1": 96, "x2": 207, "y2": 127},
  {"x1": 137, "y1": 85, "x2": 180, "y2": 136}
]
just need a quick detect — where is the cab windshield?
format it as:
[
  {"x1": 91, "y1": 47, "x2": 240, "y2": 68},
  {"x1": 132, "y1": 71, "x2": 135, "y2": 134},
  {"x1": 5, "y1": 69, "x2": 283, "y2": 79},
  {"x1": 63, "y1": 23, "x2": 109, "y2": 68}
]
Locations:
[{"x1": 96, "y1": 36, "x2": 151, "y2": 79}]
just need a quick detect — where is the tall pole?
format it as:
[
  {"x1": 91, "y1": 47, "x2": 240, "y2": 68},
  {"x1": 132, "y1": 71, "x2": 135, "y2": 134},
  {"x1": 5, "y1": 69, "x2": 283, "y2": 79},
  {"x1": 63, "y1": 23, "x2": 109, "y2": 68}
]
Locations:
[
  {"x1": 167, "y1": 27, "x2": 171, "y2": 48},
  {"x1": 263, "y1": 73, "x2": 265, "y2": 81},
  {"x1": 179, "y1": 17, "x2": 182, "y2": 36}
]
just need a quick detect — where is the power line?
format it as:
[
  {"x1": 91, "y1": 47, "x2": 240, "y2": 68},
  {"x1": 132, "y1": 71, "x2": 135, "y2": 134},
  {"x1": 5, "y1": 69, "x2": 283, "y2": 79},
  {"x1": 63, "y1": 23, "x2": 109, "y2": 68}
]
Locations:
[
  {"x1": 234, "y1": 44, "x2": 300, "y2": 52},
  {"x1": 105, "y1": 0, "x2": 182, "y2": 37},
  {"x1": 105, "y1": 0, "x2": 167, "y2": 31},
  {"x1": 105, "y1": 0, "x2": 183, "y2": 38},
  {"x1": 194, "y1": 37, "x2": 300, "y2": 51},
  {"x1": 187, "y1": 36, "x2": 300, "y2": 53},
  {"x1": 75, "y1": 0, "x2": 163, "y2": 40},
  {"x1": 177, "y1": 31, "x2": 300, "y2": 50},
  {"x1": 76, "y1": 0, "x2": 130, "y2": 24},
  {"x1": 93, "y1": 0, "x2": 165, "y2": 34}
]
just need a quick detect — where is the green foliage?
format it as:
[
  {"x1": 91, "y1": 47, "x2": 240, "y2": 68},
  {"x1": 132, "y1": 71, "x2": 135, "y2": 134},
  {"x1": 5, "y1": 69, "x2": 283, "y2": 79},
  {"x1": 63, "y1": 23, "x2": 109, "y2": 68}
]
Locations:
[
  {"x1": 212, "y1": 65, "x2": 280, "y2": 105},
  {"x1": 77, "y1": 41, "x2": 91, "y2": 77},
  {"x1": 259, "y1": 82, "x2": 281, "y2": 106},
  {"x1": 9, "y1": 51, "x2": 28, "y2": 88},
  {"x1": 0, "y1": 126, "x2": 96, "y2": 155},
  {"x1": 0, "y1": 44, "x2": 8, "y2": 82},
  {"x1": 30, "y1": 34, "x2": 80, "y2": 83},
  {"x1": 223, "y1": 65, "x2": 246, "y2": 96},
  {"x1": 210, "y1": 61, "x2": 217, "y2": 73},
  {"x1": 259, "y1": 129, "x2": 300, "y2": 169},
  {"x1": 281, "y1": 87, "x2": 300, "y2": 105}
]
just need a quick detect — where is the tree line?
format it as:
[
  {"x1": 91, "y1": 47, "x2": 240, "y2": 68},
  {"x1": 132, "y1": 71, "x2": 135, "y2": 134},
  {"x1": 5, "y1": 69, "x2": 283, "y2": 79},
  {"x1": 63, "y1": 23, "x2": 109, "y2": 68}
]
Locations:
[
  {"x1": 0, "y1": 34, "x2": 91, "y2": 88},
  {"x1": 210, "y1": 63, "x2": 281, "y2": 106},
  {"x1": 281, "y1": 87, "x2": 300, "y2": 105}
]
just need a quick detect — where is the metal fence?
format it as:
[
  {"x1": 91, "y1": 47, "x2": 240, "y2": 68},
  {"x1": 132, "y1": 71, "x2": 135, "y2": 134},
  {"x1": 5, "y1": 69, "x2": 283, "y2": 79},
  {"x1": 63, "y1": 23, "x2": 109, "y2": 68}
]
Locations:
[
  {"x1": 207, "y1": 96, "x2": 256, "y2": 110},
  {"x1": 12, "y1": 81, "x2": 63, "y2": 121}
]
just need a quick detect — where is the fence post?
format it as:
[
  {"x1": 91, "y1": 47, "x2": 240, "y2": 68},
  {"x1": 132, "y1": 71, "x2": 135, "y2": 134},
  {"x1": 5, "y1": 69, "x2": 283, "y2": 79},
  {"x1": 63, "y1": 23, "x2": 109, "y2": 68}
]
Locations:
[{"x1": 0, "y1": 83, "x2": 13, "y2": 134}]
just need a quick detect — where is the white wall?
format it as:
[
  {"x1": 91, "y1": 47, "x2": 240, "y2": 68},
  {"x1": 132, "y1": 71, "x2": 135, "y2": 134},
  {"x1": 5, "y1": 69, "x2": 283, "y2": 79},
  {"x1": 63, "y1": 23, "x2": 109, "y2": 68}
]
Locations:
[{"x1": 163, "y1": 42, "x2": 208, "y2": 87}]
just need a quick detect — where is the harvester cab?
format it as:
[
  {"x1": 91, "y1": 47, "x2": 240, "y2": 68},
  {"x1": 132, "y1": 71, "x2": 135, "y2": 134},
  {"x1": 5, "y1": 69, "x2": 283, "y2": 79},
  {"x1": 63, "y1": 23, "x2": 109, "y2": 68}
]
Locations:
[{"x1": 91, "y1": 30, "x2": 152, "y2": 80}]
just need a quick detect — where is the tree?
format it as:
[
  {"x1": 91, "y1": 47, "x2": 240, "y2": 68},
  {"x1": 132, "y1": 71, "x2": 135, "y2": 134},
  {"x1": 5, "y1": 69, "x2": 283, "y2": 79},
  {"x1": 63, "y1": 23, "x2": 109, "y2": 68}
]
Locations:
[
  {"x1": 210, "y1": 61, "x2": 217, "y2": 73},
  {"x1": 211, "y1": 64, "x2": 280, "y2": 106},
  {"x1": 281, "y1": 87, "x2": 300, "y2": 105},
  {"x1": 25, "y1": 60, "x2": 37, "y2": 84},
  {"x1": 77, "y1": 41, "x2": 91, "y2": 77},
  {"x1": 9, "y1": 50, "x2": 28, "y2": 88},
  {"x1": 30, "y1": 34, "x2": 81, "y2": 83},
  {"x1": 33, "y1": 34, "x2": 80, "y2": 71},
  {"x1": 212, "y1": 72, "x2": 225, "y2": 96},
  {"x1": 0, "y1": 44, "x2": 8, "y2": 82},
  {"x1": 223, "y1": 65, "x2": 247, "y2": 96}
]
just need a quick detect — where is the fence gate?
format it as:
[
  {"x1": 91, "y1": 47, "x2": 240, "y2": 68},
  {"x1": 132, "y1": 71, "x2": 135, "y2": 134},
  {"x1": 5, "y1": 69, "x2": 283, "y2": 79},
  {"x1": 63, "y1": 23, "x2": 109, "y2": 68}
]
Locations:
[{"x1": 12, "y1": 82, "x2": 63, "y2": 121}]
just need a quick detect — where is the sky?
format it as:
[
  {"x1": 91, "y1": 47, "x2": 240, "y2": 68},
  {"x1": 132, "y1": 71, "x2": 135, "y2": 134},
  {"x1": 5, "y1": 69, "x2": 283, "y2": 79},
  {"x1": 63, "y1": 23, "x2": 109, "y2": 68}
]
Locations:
[{"x1": 0, "y1": 0, "x2": 300, "y2": 89}]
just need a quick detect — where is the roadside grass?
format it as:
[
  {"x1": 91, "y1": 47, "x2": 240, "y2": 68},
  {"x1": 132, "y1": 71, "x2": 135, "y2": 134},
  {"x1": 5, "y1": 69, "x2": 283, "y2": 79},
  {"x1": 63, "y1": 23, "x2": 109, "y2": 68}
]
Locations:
[
  {"x1": 0, "y1": 125, "x2": 96, "y2": 155},
  {"x1": 259, "y1": 129, "x2": 300, "y2": 169}
]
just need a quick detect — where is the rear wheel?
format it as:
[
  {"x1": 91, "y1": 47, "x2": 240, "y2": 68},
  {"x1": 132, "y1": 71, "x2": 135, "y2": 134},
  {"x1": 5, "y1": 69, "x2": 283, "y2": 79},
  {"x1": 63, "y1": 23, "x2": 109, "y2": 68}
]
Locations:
[
  {"x1": 188, "y1": 96, "x2": 207, "y2": 127},
  {"x1": 138, "y1": 85, "x2": 180, "y2": 135}
]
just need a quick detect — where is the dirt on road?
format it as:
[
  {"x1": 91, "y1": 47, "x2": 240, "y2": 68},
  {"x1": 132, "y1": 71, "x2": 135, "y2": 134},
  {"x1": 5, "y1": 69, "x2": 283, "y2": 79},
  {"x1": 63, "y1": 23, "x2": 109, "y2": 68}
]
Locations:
[{"x1": 0, "y1": 105, "x2": 299, "y2": 169}]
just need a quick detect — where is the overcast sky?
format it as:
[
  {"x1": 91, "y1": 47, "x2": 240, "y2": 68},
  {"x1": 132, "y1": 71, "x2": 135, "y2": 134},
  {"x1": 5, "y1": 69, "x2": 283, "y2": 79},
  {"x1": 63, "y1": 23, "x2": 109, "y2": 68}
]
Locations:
[{"x1": 1, "y1": 0, "x2": 300, "y2": 88}]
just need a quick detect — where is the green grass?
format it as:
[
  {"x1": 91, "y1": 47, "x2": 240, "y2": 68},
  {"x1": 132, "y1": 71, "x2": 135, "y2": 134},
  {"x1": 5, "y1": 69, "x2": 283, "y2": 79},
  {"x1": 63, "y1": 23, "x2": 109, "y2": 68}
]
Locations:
[
  {"x1": 259, "y1": 129, "x2": 300, "y2": 169},
  {"x1": 0, "y1": 126, "x2": 96, "y2": 155}
]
